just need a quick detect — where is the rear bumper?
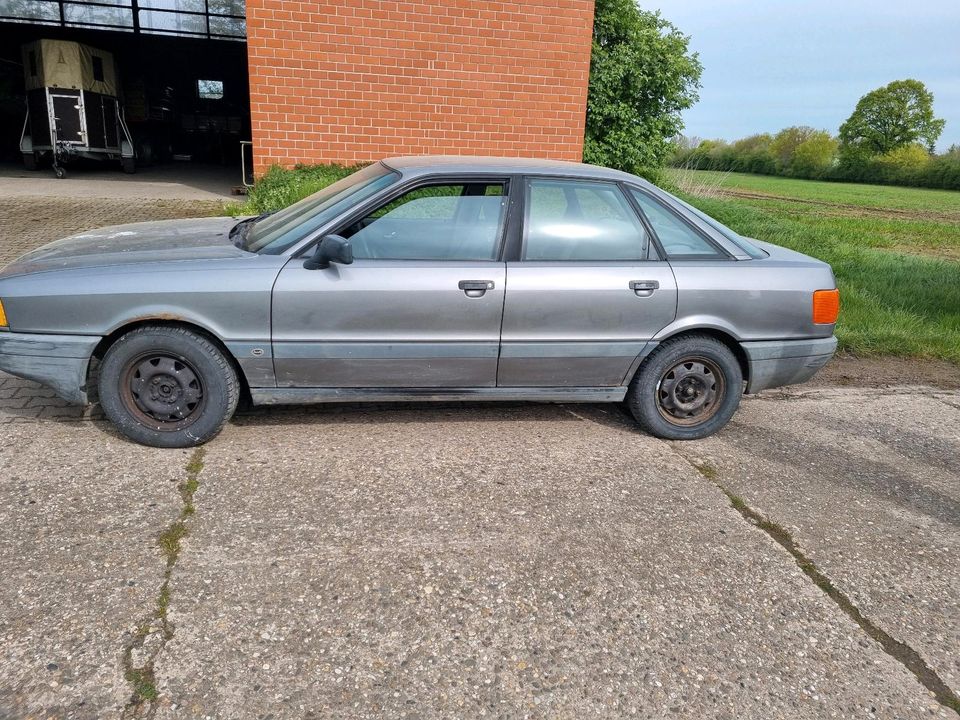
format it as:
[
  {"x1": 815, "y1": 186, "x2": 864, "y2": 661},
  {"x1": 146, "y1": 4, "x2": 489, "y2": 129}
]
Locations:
[
  {"x1": 742, "y1": 336, "x2": 837, "y2": 394},
  {"x1": 0, "y1": 331, "x2": 100, "y2": 405}
]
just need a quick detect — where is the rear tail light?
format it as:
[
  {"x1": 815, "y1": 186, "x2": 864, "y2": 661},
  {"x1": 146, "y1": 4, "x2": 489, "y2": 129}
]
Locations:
[{"x1": 812, "y1": 289, "x2": 840, "y2": 325}]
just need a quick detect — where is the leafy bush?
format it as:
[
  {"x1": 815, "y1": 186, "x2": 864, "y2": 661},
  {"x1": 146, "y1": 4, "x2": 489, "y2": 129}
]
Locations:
[
  {"x1": 873, "y1": 143, "x2": 932, "y2": 183},
  {"x1": 925, "y1": 148, "x2": 960, "y2": 189},
  {"x1": 770, "y1": 126, "x2": 819, "y2": 170},
  {"x1": 671, "y1": 131, "x2": 959, "y2": 190},
  {"x1": 239, "y1": 163, "x2": 364, "y2": 214},
  {"x1": 790, "y1": 132, "x2": 838, "y2": 179}
]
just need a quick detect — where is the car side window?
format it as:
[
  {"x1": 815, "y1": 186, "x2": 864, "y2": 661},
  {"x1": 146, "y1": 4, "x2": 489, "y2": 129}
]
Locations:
[
  {"x1": 524, "y1": 179, "x2": 649, "y2": 261},
  {"x1": 629, "y1": 189, "x2": 723, "y2": 257},
  {"x1": 341, "y1": 181, "x2": 507, "y2": 260}
]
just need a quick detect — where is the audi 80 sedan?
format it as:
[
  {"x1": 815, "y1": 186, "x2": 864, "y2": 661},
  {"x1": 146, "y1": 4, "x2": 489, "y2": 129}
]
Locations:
[{"x1": 0, "y1": 157, "x2": 839, "y2": 447}]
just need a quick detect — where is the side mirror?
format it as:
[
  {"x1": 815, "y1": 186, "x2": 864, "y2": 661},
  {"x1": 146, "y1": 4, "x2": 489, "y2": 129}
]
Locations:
[{"x1": 303, "y1": 234, "x2": 353, "y2": 270}]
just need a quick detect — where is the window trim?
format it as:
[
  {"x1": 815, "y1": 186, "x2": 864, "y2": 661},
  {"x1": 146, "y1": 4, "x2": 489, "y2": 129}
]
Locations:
[
  {"x1": 322, "y1": 175, "x2": 513, "y2": 263},
  {"x1": 518, "y1": 175, "x2": 659, "y2": 264}
]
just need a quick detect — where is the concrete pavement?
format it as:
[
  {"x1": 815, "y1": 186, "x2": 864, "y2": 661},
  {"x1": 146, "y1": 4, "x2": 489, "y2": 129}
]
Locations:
[{"x1": 0, "y1": 382, "x2": 958, "y2": 718}]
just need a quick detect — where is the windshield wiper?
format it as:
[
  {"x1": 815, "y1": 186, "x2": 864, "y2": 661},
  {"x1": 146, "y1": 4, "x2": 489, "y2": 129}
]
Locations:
[{"x1": 229, "y1": 212, "x2": 275, "y2": 249}]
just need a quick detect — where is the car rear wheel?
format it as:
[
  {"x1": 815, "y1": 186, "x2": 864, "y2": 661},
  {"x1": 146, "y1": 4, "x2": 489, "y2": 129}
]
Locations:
[
  {"x1": 99, "y1": 326, "x2": 239, "y2": 448},
  {"x1": 627, "y1": 334, "x2": 743, "y2": 440}
]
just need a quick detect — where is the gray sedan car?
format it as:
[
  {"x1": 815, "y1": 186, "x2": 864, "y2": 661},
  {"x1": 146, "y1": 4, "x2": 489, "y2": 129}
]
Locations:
[{"x1": 0, "y1": 157, "x2": 839, "y2": 447}]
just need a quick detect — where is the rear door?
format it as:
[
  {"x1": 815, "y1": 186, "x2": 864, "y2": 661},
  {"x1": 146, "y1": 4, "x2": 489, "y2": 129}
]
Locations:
[
  {"x1": 271, "y1": 177, "x2": 510, "y2": 388},
  {"x1": 50, "y1": 91, "x2": 86, "y2": 146},
  {"x1": 498, "y1": 177, "x2": 678, "y2": 387}
]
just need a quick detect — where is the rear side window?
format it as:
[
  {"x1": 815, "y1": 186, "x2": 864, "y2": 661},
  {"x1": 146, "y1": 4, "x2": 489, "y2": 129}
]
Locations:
[
  {"x1": 629, "y1": 189, "x2": 723, "y2": 258},
  {"x1": 524, "y1": 179, "x2": 649, "y2": 261}
]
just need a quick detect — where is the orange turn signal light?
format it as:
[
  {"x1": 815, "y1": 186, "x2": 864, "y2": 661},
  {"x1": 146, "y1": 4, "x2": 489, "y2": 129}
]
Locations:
[
  {"x1": 0, "y1": 299, "x2": 7, "y2": 327},
  {"x1": 812, "y1": 289, "x2": 840, "y2": 325}
]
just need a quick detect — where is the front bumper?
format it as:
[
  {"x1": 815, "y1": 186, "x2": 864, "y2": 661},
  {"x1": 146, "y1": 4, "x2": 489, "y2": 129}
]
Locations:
[
  {"x1": 0, "y1": 331, "x2": 100, "y2": 405},
  {"x1": 742, "y1": 336, "x2": 838, "y2": 394}
]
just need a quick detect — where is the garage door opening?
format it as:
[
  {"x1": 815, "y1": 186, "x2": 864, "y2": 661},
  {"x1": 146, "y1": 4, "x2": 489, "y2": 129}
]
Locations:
[{"x1": 0, "y1": 0, "x2": 249, "y2": 181}]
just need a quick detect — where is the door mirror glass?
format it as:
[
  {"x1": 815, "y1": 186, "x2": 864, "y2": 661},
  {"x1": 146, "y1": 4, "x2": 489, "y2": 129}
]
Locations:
[{"x1": 303, "y1": 234, "x2": 353, "y2": 270}]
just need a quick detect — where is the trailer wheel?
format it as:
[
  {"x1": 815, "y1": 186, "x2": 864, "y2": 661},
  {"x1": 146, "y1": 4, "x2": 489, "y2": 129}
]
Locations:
[
  {"x1": 22, "y1": 153, "x2": 37, "y2": 171},
  {"x1": 54, "y1": 166, "x2": 66, "y2": 179},
  {"x1": 122, "y1": 157, "x2": 136, "y2": 174}
]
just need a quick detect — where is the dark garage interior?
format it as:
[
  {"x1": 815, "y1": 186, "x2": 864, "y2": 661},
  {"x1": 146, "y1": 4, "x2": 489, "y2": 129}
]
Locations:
[{"x1": 0, "y1": 0, "x2": 250, "y2": 176}]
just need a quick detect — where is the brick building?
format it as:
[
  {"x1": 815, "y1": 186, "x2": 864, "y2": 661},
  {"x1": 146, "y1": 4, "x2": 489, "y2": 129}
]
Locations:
[
  {"x1": 0, "y1": 0, "x2": 594, "y2": 177},
  {"x1": 247, "y1": 1, "x2": 595, "y2": 173}
]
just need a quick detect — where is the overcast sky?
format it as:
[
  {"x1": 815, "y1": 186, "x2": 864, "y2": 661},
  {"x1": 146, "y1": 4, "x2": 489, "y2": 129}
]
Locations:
[{"x1": 646, "y1": 1, "x2": 960, "y2": 151}]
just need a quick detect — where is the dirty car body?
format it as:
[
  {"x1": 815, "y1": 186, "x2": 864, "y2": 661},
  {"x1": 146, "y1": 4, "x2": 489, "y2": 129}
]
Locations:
[{"x1": 0, "y1": 157, "x2": 838, "y2": 447}]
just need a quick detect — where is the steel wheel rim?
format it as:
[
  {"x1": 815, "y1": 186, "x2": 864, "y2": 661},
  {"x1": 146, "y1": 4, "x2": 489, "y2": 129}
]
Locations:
[
  {"x1": 120, "y1": 352, "x2": 206, "y2": 431},
  {"x1": 655, "y1": 355, "x2": 725, "y2": 427}
]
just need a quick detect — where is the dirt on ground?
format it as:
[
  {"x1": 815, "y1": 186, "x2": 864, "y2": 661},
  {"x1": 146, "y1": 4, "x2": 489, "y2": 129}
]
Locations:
[
  {"x1": 812, "y1": 353, "x2": 960, "y2": 390},
  {"x1": 715, "y1": 188, "x2": 960, "y2": 224}
]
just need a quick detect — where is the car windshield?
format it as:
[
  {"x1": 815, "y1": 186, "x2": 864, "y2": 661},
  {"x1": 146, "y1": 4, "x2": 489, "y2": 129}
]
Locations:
[
  {"x1": 673, "y1": 196, "x2": 768, "y2": 259},
  {"x1": 244, "y1": 163, "x2": 400, "y2": 254}
]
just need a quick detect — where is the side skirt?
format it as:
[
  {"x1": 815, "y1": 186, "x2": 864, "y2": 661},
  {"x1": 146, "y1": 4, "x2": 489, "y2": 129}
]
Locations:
[{"x1": 250, "y1": 386, "x2": 628, "y2": 406}]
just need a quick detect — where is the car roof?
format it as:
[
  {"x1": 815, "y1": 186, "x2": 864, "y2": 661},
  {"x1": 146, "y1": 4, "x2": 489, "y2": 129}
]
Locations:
[{"x1": 381, "y1": 155, "x2": 649, "y2": 185}]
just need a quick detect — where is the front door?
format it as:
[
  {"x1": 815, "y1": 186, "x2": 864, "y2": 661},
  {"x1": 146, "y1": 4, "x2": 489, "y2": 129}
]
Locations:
[
  {"x1": 271, "y1": 178, "x2": 511, "y2": 388},
  {"x1": 498, "y1": 177, "x2": 678, "y2": 387}
]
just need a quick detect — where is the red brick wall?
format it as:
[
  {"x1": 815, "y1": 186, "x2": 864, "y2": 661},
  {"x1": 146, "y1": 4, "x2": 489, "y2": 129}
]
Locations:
[{"x1": 246, "y1": 0, "x2": 595, "y2": 174}]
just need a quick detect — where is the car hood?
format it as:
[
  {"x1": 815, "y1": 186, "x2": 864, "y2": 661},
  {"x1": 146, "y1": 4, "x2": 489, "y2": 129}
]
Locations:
[{"x1": 0, "y1": 216, "x2": 251, "y2": 278}]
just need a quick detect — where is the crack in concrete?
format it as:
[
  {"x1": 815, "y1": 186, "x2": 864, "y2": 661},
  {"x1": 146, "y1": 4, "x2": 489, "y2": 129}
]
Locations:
[
  {"x1": 679, "y1": 453, "x2": 960, "y2": 716},
  {"x1": 120, "y1": 448, "x2": 206, "y2": 719},
  {"x1": 931, "y1": 395, "x2": 960, "y2": 412}
]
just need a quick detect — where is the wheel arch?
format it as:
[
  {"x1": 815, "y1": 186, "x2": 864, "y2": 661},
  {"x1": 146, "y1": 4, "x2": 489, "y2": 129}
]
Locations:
[
  {"x1": 87, "y1": 318, "x2": 251, "y2": 406},
  {"x1": 631, "y1": 327, "x2": 749, "y2": 387}
]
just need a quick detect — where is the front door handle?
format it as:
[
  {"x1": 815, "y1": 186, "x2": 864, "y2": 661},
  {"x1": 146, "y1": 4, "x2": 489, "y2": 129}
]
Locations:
[
  {"x1": 629, "y1": 280, "x2": 659, "y2": 297},
  {"x1": 459, "y1": 280, "x2": 495, "y2": 298}
]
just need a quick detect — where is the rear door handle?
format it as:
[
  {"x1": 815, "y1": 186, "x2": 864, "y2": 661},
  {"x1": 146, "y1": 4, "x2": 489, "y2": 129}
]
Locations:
[
  {"x1": 629, "y1": 280, "x2": 659, "y2": 297},
  {"x1": 459, "y1": 279, "x2": 495, "y2": 298}
]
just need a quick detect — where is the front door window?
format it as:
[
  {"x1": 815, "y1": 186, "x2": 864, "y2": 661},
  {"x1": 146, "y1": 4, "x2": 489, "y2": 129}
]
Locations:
[{"x1": 341, "y1": 181, "x2": 508, "y2": 260}]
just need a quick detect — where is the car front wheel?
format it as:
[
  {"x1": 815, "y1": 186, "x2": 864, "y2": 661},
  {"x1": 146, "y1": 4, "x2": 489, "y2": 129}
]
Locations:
[
  {"x1": 627, "y1": 334, "x2": 743, "y2": 440},
  {"x1": 98, "y1": 326, "x2": 239, "y2": 448}
]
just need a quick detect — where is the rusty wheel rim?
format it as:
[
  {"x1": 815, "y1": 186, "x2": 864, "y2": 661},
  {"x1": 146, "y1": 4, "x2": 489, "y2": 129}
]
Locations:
[
  {"x1": 120, "y1": 352, "x2": 206, "y2": 431},
  {"x1": 656, "y1": 356, "x2": 725, "y2": 427}
]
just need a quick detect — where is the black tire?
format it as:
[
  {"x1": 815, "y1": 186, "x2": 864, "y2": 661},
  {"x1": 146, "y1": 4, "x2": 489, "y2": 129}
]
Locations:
[
  {"x1": 627, "y1": 334, "x2": 743, "y2": 440},
  {"x1": 54, "y1": 166, "x2": 66, "y2": 179},
  {"x1": 122, "y1": 157, "x2": 136, "y2": 174},
  {"x1": 98, "y1": 326, "x2": 239, "y2": 448}
]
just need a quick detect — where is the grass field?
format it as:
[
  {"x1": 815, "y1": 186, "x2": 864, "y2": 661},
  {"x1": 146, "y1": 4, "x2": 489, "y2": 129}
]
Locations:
[{"x1": 668, "y1": 170, "x2": 960, "y2": 362}]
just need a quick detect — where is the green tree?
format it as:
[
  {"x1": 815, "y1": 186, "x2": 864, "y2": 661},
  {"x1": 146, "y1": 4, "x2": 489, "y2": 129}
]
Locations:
[
  {"x1": 790, "y1": 132, "x2": 838, "y2": 177},
  {"x1": 584, "y1": 0, "x2": 702, "y2": 173},
  {"x1": 731, "y1": 133, "x2": 773, "y2": 156},
  {"x1": 769, "y1": 126, "x2": 818, "y2": 169},
  {"x1": 839, "y1": 79, "x2": 945, "y2": 154}
]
